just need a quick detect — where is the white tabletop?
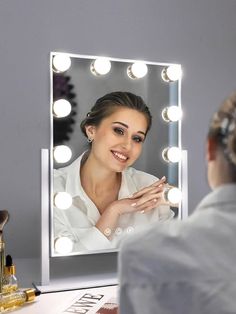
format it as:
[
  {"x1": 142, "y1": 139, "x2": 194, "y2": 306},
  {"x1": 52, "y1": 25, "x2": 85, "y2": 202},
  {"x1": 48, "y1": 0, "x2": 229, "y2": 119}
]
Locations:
[{"x1": 15, "y1": 285, "x2": 118, "y2": 314}]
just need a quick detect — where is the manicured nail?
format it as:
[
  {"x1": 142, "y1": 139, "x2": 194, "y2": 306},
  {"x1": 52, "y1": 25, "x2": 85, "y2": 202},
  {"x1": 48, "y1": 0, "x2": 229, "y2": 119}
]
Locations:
[{"x1": 131, "y1": 202, "x2": 137, "y2": 207}]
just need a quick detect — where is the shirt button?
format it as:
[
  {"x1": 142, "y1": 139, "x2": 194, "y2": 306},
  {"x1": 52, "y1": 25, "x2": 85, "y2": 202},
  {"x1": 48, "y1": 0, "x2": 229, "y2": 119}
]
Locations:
[
  {"x1": 126, "y1": 226, "x2": 134, "y2": 234},
  {"x1": 115, "y1": 227, "x2": 123, "y2": 236},
  {"x1": 104, "y1": 228, "x2": 112, "y2": 236}
]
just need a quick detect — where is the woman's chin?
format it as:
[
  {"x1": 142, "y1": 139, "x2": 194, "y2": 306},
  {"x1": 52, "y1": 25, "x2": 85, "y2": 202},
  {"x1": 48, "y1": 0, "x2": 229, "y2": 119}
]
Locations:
[{"x1": 109, "y1": 162, "x2": 128, "y2": 173}]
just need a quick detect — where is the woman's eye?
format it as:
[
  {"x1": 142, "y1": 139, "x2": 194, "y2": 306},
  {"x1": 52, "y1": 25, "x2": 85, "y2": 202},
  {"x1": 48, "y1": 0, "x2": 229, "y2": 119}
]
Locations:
[
  {"x1": 132, "y1": 136, "x2": 144, "y2": 143},
  {"x1": 113, "y1": 127, "x2": 124, "y2": 135}
]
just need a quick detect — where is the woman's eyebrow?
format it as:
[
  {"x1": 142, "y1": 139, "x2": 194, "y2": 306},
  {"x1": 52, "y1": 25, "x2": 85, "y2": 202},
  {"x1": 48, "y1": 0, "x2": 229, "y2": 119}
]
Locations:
[{"x1": 112, "y1": 121, "x2": 146, "y2": 136}]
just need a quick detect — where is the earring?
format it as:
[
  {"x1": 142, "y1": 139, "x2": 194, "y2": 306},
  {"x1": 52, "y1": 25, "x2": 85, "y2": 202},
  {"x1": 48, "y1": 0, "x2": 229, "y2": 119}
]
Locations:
[{"x1": 87, "y1": 137, "x2": 93, "y2": 143}]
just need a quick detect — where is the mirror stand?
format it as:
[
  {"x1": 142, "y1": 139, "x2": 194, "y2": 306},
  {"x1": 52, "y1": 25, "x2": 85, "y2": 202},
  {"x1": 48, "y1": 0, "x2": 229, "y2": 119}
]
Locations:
[
  {"x1": 40, "y1": 148, "x2": 50, "y2": 286},
  {"x1": 180, "y1": 150, "x2": 188, "y2": 219}
]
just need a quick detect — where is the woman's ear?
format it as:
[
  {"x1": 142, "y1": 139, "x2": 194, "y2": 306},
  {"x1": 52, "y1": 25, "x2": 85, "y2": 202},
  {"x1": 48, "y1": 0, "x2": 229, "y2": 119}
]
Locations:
[
  {"x1": 85, "y1": 125, "x2": 96, "y2": 140},
  {"x1": 206, "y1": 137, "x2": 217, "y2": 162}
]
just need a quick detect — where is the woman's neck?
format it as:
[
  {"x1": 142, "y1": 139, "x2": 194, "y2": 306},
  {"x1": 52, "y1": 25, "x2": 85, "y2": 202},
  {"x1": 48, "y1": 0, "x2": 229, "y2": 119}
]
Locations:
[
  {"x1": 80, "y1": 152, "x2": 121, "y2": 196},
  {"x1": 209, "y1": 151, "x2": 234, "y2": 189}
]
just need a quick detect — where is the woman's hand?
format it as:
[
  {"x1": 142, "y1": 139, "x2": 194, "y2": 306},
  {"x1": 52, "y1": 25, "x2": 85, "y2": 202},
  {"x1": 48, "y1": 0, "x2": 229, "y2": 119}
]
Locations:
[
  {"x1": 130, "y1": 178, "x2": 180, "y2": 208},
  {"x1": 95, "y1": 176, "x2": 168, "y2": 239},
  {"x1": 109, "y1": 176, "x2": 167, "y2": 215}
]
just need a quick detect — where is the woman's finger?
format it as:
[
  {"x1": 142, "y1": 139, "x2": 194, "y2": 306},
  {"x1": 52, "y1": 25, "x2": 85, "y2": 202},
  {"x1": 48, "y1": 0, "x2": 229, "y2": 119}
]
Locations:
[
  {"x1": 138, "y1": 199, "x2": 160, "y2": 213},
  {"x1": 137, "y1": 185, "x2": 164, "y2": 197},
  {"x1": 151, "y1": 176, "x2": 166, "y2": 187},
  {"x1": 130, "y1": 176, "x2": 166, "y2": 199},
  {"x1": 133, "y1": 191, "x2": 164, "y2": 207}
]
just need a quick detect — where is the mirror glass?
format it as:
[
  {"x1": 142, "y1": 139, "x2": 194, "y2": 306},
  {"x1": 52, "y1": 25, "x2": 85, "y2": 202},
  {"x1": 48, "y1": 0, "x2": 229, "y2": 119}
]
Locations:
[{"x1": 50, "y1": 52, "x2": 182, "y2": 256}]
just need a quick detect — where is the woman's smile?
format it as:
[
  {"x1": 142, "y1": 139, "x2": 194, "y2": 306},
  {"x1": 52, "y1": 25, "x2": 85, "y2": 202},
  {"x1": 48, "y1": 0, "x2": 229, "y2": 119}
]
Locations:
[{"x1": 111, "y1": 150, "x2": 129, "y2": 163}]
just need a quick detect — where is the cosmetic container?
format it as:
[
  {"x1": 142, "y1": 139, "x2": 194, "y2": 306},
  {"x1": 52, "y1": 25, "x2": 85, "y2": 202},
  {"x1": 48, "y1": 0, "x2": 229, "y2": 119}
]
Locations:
[
  {"x1": 0, "y1": 210, "x2": 10, "y2": 294},
  {"x1": 2, "y1": 255, "x2": 18, "y2": 293},
  {"x1": 0, "y1": 288, "x2": 41, "y2": 312}
]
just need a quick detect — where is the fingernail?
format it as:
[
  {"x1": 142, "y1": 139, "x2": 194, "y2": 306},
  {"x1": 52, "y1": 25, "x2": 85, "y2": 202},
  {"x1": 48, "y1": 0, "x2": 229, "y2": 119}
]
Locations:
[
  {"x1": 128, "y1": 194, "x2": 133, "y2": 198},
  {"x1": 131, "y1": 202, "x2": 137, "y2": 207},
  {"x1": 154, "y1": 198, "x2": 157, "y2": 202},
  {"x1": 161, "y1": 176, "x2": 166, "y2": 180}
]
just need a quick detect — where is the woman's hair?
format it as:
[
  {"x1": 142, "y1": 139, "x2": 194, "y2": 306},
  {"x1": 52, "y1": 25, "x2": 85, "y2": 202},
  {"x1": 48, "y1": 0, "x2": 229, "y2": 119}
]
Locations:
[
  {"x1": 80, "y1": 91, "x2": 152, "y2": 137},
  {"x1": 208, "y1": 92, "x2": 236, "y2": 179}
]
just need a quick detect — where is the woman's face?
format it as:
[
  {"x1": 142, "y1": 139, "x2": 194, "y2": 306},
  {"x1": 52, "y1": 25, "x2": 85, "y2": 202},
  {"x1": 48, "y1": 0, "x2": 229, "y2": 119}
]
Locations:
[{"x1": 86, "y1": 107, "x2": 148, "y2": 172}]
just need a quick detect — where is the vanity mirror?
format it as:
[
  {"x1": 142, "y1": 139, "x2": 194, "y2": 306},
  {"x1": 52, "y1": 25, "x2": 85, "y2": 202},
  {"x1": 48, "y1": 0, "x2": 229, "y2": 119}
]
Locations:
[{"x1": 50, "y1": 52, "x2": 183, "y2": 257}]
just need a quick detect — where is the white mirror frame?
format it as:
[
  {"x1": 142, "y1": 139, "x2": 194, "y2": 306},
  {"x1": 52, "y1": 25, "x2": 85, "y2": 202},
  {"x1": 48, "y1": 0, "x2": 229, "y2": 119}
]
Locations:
[{"x1": 39, "y1": 52, "x2": 187, "y2": 291}]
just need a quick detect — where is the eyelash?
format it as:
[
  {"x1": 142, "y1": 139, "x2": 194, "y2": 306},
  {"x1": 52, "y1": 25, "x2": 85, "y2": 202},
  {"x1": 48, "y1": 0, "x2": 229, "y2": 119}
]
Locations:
[
  {"x1": 113, "y1": 127, "x2": 124, "y2": 135},
  {"x1": 113, "y1": 127, "x2": 144, "y2": 143},
  {"x1": 133, "y1": 135, "x2": 144, "y2": 143}
]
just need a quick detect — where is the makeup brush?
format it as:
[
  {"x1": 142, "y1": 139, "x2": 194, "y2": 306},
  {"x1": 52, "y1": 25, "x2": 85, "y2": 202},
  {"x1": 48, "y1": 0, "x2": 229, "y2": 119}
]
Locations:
[{"x1": 0, "y1": 210, "x2": 9, "y2": 242}]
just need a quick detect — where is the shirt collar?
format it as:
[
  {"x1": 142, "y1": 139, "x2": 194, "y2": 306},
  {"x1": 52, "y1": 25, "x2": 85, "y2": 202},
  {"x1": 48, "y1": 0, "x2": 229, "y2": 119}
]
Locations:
[
  {"x1": 65, "y1": 151, "x2": 88, "y2": 198},
  {"x1": 196, "y1": 183, "x2": 236, "y2": 212},
  {"x1": 118, "y1": 167, "x2": 138, "y2": 199}
]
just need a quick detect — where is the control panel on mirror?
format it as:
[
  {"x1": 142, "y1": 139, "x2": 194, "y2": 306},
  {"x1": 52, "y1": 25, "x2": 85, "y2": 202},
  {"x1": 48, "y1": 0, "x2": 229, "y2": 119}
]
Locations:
[{"x1": 50, "y1": 53, "x2": 183, "y2": 256}]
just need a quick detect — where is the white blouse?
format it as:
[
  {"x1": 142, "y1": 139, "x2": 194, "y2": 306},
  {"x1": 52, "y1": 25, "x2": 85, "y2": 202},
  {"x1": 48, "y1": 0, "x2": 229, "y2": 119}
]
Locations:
[
  {"x1": 119, "y1": 184, "x2": 236, "y2": 314},
  {"x1": 53, "y1": 152, "x2": 174, "y2": 252}
]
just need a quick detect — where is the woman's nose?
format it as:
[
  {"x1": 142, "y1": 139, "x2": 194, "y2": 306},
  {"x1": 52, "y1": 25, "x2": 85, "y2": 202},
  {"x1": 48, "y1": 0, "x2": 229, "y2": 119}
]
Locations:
[{"x1": 121, "y1": 137, "x2": 132, "y2": 149}]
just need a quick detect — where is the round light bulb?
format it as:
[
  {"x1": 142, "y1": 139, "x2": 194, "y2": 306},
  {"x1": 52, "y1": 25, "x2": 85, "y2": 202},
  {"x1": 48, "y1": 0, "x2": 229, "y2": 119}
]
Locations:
[
  {"x1": 53, "y1": 145, "x2": 72, "y2": 163},
  {"x1": 53, "y1": 99, "x2": 72, "y2": 118},
  {"x1": 90, "y1": 58, "x2": 111, "y2": 76},
  {"x1": 162, "y1": 106, "x2": 182, "y2": 122},
  {"x1": 127, "y1": 62, "x2": 148, "y2": 79},
  {"x1": 54, "y1": 192, "x2": 72, "y2": 210},
  {"x1": 54, "y1": 236, "x2": 73, "y2": 254},
  {"x1": 164, "y1": 187, "x2": 182, "y2": 204},
  {"x1": 52, "y1": 54, "x2": 71, "y2": 73},
  {"x1": 162, "y1": 147, "x2": 182, "y2": 163},
  {"x1": 161, "y1": 64, "x2": 182, "y2": 82}
]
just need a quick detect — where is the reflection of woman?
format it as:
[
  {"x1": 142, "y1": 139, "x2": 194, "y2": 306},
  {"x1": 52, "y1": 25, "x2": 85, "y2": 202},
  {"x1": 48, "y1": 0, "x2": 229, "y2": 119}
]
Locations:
[
  {"x1": 54, "y1": 91, "x2": 174, "y2": 252},
  {"x1": 119, "y1": 92, "x2": 236, "y2": 313}
]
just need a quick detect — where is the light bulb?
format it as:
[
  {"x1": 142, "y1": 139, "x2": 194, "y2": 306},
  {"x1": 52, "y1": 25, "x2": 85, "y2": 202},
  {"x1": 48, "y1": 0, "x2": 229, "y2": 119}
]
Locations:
[
  {"x1": 162, "y1": 147, "x2": 182, "y2": 163},
  {"x1": 54, "y1": 192, "x2": 72, "y2": 210},
  {"x1": 162, "y1": 106, "x2": 182, "y2": 122},
  {"x1": 127, "y1": 62, "x2": 148, "y2": 79},
  {"x1": 90, "y1": 58, "x2": 111, "y2": 76},
  {"x1": 53, "y1": 145, "x2": 72, "y2": 163},
  {"x1": 161, "y1": 64, "x2": 182, "y2": 82},
  {"x1": 54, "y1": 237, "x2": 73, "y2": 254},
  {"x1": 52, "y1": 54, "x2": 71, "y2": 73},
  {"x1": 53, "y1": 99, "x2": 72, "y2": 118},
  {"x1": 164, "y1": 187, "x2": 182, "y2": 204}
]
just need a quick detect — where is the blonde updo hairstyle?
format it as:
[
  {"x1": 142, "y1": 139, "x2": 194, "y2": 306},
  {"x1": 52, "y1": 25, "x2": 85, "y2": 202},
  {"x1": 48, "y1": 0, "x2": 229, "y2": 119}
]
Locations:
[{"x1": 208, "y1": 92, "x2": 236, "y2": 181}]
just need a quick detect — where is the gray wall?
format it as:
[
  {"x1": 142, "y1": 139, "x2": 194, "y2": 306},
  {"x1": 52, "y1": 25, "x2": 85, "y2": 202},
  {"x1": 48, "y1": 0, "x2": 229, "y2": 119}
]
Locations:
[{"x1": 0, "y1": 0, "x2": 236, "y2": 282}]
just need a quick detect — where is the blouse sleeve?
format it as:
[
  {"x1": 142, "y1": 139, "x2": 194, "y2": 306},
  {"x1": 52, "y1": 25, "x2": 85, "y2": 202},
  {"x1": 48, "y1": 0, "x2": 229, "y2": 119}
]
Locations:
[
  {"x1": 151, "y1": 204, "x2": 175, "y2": 221},
  {"x1": 54, "y1": 205, "x2": 113, "y2": 251}
]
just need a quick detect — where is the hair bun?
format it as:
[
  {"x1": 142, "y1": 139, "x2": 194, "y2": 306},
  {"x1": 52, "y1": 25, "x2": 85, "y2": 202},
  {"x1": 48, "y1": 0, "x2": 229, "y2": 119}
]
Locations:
[{"x1": 220, "y1": 103, "x2": 236, "y2": 166}]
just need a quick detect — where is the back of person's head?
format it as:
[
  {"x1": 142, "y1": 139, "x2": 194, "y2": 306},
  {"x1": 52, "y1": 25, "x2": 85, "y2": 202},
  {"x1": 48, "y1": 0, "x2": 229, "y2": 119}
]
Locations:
[
  {"x1": 208, "y1": 92, "x2": 236, "y2": 182},
  {"x1": 80, "y1": 91, "x2": 152, "y2": 137}
]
